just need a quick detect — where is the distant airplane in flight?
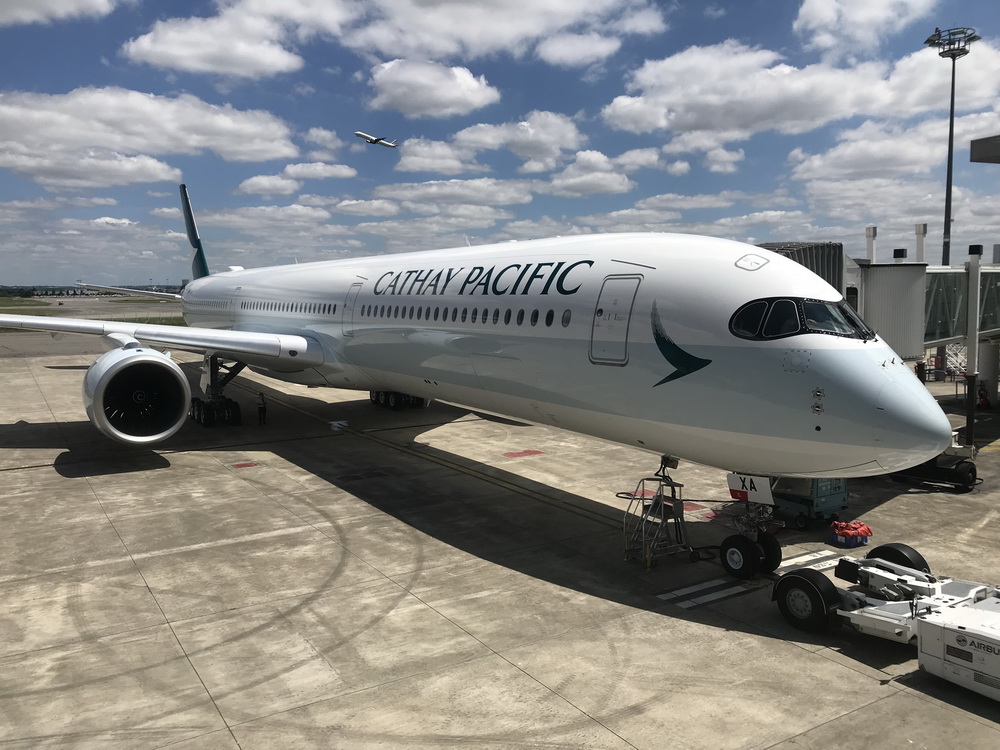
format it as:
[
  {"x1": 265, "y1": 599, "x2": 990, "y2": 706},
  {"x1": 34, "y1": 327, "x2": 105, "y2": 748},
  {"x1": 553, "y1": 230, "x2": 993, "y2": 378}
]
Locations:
[
  {"x1": 0, "y1": 184, "x2": 951, "y2": 486},
  {"x1": 354, "y1": 131, "x2": 398, "y2": 148}
]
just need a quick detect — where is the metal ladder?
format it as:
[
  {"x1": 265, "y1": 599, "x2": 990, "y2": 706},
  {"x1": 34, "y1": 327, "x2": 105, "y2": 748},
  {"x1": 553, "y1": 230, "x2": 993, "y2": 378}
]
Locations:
[{"x1": 622, "y1": 476, "x2": 691, "y2": 569}]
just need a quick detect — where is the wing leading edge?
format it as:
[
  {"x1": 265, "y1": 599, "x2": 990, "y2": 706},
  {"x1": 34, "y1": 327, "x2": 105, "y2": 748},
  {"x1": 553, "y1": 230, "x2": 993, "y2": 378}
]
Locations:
[{"x1": 0, "y1": 314, "x2": 324, "y2": 369}]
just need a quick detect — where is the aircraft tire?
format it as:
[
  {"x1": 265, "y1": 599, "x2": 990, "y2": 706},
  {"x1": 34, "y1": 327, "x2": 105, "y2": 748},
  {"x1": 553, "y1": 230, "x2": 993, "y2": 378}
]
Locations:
[
  {"x1": 377, "y1": 391, "x2": 388, "y2": 407},
  {"x1": 866, "y1": 543, "x2": 930, "y2": 574},
  {"x1": 755, "y1": 531, "x2": 782, "y2": 573},
  {"x1": 953, "y1": 461, "x2": 977, "y2": 492},
  {"x1": 369, "y1": 391, "x2": 379, "y2": 404},
  {"x1": 227, "y1": 400, "x2": 242, "y2": 426},
  {"x1": 774, "y1": 569, "x2": 840, "y2": 632},
  {"x1": 388, "y1": 392, "x2": 403, "y2": 411},
  {"x1": 720, "y1": 535, "x2": 757, "y2": 579}
]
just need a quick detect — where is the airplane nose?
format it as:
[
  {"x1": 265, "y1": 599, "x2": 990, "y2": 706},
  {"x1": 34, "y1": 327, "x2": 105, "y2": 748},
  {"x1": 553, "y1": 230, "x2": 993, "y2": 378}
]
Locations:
[{"x1": 874, "y1": 374, "x2": 953, "y2": 473}]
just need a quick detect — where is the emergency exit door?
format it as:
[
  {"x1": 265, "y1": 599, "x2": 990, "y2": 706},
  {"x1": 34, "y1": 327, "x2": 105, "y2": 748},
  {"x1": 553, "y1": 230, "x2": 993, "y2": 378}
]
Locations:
[
  {"x1": 590, "y1": 275, "x2": 641, "y2": 365},
  {"x1": 342, "y1": 283, "x2": 362, "y2": 336}
]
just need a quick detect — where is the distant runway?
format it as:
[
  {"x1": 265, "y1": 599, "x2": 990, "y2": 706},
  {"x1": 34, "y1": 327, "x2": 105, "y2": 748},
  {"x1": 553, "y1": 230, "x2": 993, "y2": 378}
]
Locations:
[{"x1": 2, "y1": 327, "x2": 1000, "y2": 748}]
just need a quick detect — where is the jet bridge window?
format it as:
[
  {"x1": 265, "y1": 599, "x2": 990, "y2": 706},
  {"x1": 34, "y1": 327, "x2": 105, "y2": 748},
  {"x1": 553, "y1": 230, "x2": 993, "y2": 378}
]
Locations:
[{"x1": 730, "y1": 298, "x2": 875, "y2": 341}]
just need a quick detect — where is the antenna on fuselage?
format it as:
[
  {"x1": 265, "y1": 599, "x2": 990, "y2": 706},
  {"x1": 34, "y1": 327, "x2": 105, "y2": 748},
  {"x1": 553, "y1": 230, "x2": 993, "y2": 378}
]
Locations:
[{"x1": 180, "y1": 184, "x2": 210, "y2": 280}]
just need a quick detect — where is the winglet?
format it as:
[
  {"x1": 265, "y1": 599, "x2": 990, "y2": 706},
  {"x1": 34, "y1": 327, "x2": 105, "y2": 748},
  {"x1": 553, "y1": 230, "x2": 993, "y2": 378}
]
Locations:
[{"x1": 180, "y1": 184, "x2": 210, "y2": 280}]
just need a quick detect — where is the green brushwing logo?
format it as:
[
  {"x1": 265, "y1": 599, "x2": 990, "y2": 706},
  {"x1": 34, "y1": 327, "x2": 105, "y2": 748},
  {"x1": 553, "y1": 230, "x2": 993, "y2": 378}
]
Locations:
[{"x1": 651, "y1": 301, "x2": 712, "y2": 386}]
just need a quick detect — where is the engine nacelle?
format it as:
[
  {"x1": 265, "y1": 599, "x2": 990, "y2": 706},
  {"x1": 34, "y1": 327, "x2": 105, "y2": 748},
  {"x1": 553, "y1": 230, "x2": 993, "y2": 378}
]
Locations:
[{"x1": 83, "y1": 343, "x2": 191, "y2": 445}]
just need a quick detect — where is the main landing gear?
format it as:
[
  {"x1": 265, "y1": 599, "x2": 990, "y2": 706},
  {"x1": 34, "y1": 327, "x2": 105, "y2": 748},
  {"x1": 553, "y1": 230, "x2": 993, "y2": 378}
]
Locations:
[
  {"x1": 189, "y1": 354, "x2": 246, "y2": 427},
  {"x1": 369, "y1": 391, "x2": 430, "y2": 411}
]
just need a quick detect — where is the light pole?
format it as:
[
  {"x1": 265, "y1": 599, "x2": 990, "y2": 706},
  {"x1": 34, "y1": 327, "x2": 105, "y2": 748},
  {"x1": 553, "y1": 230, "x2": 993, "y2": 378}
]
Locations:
[{"x1": 924, "y1": 27, "x2": 980, "y2": 266}]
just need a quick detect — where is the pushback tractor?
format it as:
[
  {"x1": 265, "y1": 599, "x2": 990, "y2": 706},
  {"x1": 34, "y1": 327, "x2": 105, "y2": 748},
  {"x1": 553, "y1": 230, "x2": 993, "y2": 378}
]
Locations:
[{"x1": 773, "y1": 543, "x2": 1000, "y2": 702}]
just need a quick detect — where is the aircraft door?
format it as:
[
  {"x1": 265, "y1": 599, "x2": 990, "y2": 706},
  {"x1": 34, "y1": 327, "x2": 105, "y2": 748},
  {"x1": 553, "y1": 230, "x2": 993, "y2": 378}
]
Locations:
[
  {"x1": 342, "y1": 283, "x2": 362, "y2": 337},
  {"x1": 590, "y1": 275, "x2": 642, "y2": 365}
]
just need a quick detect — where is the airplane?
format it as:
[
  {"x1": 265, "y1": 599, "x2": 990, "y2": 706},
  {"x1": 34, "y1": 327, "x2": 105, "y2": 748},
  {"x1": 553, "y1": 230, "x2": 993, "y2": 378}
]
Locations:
[
  {"x1": 354, "y1": 131, "x2": 398, "y2": 148},
  {"x1": 0, "y1": 185, "x2": 951, "y2": 487}
]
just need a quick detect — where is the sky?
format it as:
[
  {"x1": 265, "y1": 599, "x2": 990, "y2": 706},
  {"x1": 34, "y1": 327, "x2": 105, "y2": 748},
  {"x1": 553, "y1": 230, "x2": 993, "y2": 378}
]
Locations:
[{"x1": 1, "y1": 0, "x2": 999, "y2": 286}]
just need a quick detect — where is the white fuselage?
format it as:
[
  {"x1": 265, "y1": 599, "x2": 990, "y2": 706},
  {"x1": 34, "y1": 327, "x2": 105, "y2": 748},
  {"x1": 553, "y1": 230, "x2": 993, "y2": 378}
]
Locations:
[{"x1": 181, "y1": 233, "x2": 952, "y2": 478}]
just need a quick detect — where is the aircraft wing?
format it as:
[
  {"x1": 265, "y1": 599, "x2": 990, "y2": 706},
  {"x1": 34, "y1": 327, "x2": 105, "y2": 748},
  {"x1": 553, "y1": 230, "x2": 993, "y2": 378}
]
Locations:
[
  {"x1": 0, "y1": 314, "x2": 324, "y2": 369},
  {"x1": 77, "y1": 283, "x2": 182, "y2": 300}
]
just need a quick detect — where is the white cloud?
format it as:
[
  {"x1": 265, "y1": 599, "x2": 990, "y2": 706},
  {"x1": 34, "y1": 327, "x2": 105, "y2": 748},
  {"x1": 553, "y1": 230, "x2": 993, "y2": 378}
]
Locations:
[
  {"x1": 395, "y1": 138, "x2": 487, "y2": 175},
  {"x1": 118, "y1": 1, "x2": 664, "y2": 78},
  {"x1": 453, "y1": 111, "x2": 585, "y2": 173},
  {"x1": 789, "y1": 109, "x2": 1000, "y2": 181},
  {"x1": 369, "y1": 60, "x2": 500, "y2": 119},
  {"x1": 304, "y1": 128, "x2": 345, "y2": 151},
  {"x1": 0, "y1": 148, "x2": 180, "y2": 189},
  {"x1": 334, "y1": 199, "x2": 400, "y2": 217},
  {"x1": 123, "y1": 9, "x2": 304, "y2": 78},
  {"x1": 704, "y1": 147, "x2": 745, "y2": 174},
  {"x1": 536, "y1": 33, "x2": 621, "y2": 67},
  {"x1": 0, "y1": 86, "x2": 297, "y2": 189},
  {"x1": 613, "y1": 148, "x2": 660, "y2": 172},
  {"x1": 0, "y1": 0, "x2": 119, "y2": 26},
  {"x1": 237, "y1": 175, "x2": 303, "y2": 196},
  {"x1": 665, "y1": 160, "x2": 690, "y2": 176},
  {"x1": 91, "y1": 216, "x2": 136, "y2": 227},
  {"x1": 344, "y1": 0, "x2": 666, "y2": 61},
  {"x1": 283, "y1": 162, "x2": 357, "y2": 179},
  {"x1": 600, "y1": 38, "x2": 1000, "y2": 166},
  {"x1": 375, "y1": 178, "x2": 534, "y2": 206},
  {"x1": 793, "y1": 0, "x2": 938, "y2": 60},
  {"x1": 541, "y1": 150, "x2": 634, "y2": 197},
  {"x1": 196, "y1": 203, "x2": 334, "y2": 231}
]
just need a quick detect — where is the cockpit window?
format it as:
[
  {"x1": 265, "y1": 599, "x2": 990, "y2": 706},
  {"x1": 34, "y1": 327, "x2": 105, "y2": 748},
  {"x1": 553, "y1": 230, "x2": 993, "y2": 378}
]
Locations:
[
  {"x1": 802, "y1": 300, "x2": 854, "y2": 335},
  {"x1": 730, "y1": 297, "x2": 875, "y2": 341},
  {"x1": 762, "y1": 299, "x2": 800, "y2": 338},
  {"x1": 731, "y1": 300, "x2": 767, "y2": 338}
]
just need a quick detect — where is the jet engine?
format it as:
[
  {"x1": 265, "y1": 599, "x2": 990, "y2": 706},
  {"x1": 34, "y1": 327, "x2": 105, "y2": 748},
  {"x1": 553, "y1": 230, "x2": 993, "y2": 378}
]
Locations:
[{"x1": 83, "y1": 338, "x2": 191, "y2": 445}]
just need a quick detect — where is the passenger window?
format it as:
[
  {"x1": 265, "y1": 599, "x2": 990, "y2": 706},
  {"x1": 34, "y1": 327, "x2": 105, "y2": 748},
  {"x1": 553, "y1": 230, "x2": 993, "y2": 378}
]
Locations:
[
  {"x1": 561, "y1": 310, "x2": 571, "y2": 327},
  {"x1": 762, "y1": 300, "x2": 800, "y2": 337},
  {"x1": 530, "y1": 310, "x2": 539, "y2": 326},
  {"x1": 545, "y1": 310, "x2": 554, "y2": 327}
]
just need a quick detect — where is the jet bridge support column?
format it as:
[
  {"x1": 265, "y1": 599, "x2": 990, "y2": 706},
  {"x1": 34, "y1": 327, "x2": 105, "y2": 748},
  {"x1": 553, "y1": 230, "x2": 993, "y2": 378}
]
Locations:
[{"x1": 966, "y1": 245, "x2": 982, "y2": 446}]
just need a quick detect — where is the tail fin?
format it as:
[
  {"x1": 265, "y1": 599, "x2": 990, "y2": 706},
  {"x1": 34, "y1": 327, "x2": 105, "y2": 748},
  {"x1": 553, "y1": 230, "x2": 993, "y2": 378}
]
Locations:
[{"x1": 180, "y1": 184, "x2": 210, "y2": 280}]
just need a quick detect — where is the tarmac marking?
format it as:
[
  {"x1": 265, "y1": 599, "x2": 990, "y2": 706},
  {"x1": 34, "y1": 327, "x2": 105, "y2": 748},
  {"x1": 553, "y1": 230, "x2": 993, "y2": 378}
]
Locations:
[{"x1": 656, "y1": 549, "x2": 851, "y2": 609}]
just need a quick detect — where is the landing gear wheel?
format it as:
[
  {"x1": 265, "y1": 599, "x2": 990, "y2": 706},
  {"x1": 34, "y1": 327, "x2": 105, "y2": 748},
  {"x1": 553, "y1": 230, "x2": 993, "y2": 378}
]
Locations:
[
  {"x1": 755, "y1": 531, "x2": 782, "y2": 573},
  {"x1": 954, "y1": 460, "x2": 977, "y2": 493},
  {"x1": 377, "y1": 391, "x2": 388, "y2": 407},
  {"x1": 865, "y1": 543, "x2": 930, "y2": 573},
  {"x1": 369, "y1": 391, "x2": 379, "y2": 404},
  {"x1": 387, "y1": 391, "x2": 403, "y2": 410},
  {"x1": 720, "y1": 535, "x2": 758, "y2": 579},
  {"x1": 774, "y1": 569, "x2": 841, "y2": 632}
]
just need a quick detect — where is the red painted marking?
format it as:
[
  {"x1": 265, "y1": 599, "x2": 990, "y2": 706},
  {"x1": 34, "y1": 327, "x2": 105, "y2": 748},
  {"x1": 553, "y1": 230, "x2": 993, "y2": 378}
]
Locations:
[
  {"x1": 682, "y1": 501, "x2": 706, "y2": 511},
  {"x1": 503, "y1": 449, "x2": 544, "y2": 458},
  {"x1": 729, "y1": 489, "x2": 749, "y2": 501},
  {"x1": 231, "y1": 462, "x2": 259, "y2": 469}
]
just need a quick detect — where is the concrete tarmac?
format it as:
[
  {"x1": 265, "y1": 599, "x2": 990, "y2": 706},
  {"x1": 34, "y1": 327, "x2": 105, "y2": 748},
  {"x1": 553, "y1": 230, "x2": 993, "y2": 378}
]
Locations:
[{"x1": 2, "y1": 310, "x2": 1000, "y2": 748}]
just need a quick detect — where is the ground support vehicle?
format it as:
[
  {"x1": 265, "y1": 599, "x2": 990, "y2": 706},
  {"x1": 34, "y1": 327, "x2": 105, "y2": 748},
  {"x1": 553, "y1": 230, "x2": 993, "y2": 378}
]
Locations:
[{"x1": 773, "y1": 543, "x2": 1000, "y2": 701}]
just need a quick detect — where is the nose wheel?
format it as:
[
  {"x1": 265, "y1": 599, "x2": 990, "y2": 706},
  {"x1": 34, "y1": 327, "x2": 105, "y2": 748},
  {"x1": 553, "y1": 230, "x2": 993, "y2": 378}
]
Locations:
[{"x1": 719, "y1": 530, "x2": 782, "y2": 579}]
